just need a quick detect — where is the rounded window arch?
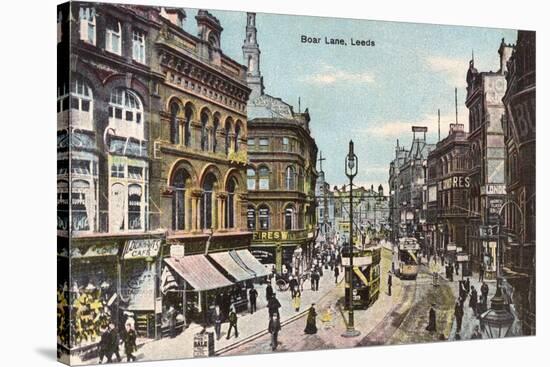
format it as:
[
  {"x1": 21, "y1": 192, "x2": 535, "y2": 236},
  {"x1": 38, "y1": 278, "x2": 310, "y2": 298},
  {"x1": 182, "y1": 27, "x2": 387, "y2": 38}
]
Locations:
[
  {"x1": 225, "y1": 177, "x2": 238, "y2": 229},
  {"x1": 183, "y1": 103, "x2": 194, "y2": 147},
  {"x1": 224, "y1": 118, "x2": 233, "y2": 155},
  {"x1": 169, "y1": 101, "x2": 180, "y2": 144},
  {"x1": 284, "y1": 204, "x2": 296, "y2": 230},
  {"x1": 285, "y1": 166, "x2": 296, "y2": 190},
  {"x1": 172, "y1": 167, "x2": 191, "y2": 231},
  {"x1": 247, "y1": 167, "x2": 256, "y2": 190},
  {"x1": 234, "y1": 121, "x2": 242, "y2": 152},
  {"x1": 109, "y1": 88, "x2": 143, "y2": 123},
  {"x1": 258, "y1": 166, "x2": 270, "y2": 190},
  {"x1": 201, "y1": 172, "x2": 218, "y2": 229},
  {"x1": 200, "y1": 110, "x2": 210, "y2": 151},
  {"x1": 258, "y1": 204, "x2": 270, "y2": 230}
]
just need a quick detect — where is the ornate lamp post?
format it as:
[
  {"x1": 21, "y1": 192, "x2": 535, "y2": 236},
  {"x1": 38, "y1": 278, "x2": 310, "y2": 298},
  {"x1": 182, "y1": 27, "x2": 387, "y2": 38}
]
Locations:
[
  {"x1": 480, "y1": 278, "x2": 515, "y2": 338},
  {"x1": 342, "y1": 140, "x2": 360, "y2": 338}
]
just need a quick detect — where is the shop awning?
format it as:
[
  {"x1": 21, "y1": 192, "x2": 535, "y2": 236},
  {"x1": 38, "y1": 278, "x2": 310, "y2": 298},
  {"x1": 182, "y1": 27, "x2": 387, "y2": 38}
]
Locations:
[
  {"x1": 164, "y1": 255, "x2": 233, "y2": 291},
  {"x1": 353, "y1": 267, "x2": 369, "y2": 286},
  {"x1": 208, "y1": 251, "x2": 255, "y2": 282},
  {"x1": 232, "y1": 250, "x2": 270, "y2": 278}
]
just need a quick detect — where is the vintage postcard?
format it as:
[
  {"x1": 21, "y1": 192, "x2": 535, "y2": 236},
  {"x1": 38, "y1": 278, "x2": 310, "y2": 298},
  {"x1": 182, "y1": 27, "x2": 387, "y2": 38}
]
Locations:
[{"x1": 57, "y1": 1, "x2": 536, "y2": 365}]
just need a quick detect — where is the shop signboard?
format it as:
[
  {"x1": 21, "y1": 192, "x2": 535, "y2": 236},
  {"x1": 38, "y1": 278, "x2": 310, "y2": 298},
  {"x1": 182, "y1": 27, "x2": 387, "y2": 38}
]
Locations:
[
  {"x1": 341, "y1": 256, "x2": 372, "y2": 267},
  {"x1": 123, "y1": 239, "x2": 161, "y2": 259},
  {"x1": 193, "y1": 332, "x2": 214, "y2": 357},
  {"x1": 456, "y1": 254, "x2": 470, "y2": 262},
  {"x1": 170, "y1": 244, "x2": 185, "y2": 258}
]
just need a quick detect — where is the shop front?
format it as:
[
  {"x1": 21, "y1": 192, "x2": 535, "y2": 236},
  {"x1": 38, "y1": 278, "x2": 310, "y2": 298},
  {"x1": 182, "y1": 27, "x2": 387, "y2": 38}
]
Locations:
[{"x1": 120, "y1": 238, "x2": 162, "y2": 339}]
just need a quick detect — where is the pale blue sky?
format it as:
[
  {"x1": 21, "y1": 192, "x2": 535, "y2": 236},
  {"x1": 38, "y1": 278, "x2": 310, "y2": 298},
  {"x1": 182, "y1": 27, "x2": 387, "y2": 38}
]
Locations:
[{"x1": 183, "y1": 8, "x2": 517, "y2": 191}]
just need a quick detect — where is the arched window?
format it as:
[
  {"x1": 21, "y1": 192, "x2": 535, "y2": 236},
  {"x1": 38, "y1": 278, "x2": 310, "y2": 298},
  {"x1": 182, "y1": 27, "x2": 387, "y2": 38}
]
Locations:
[
  {"x1": 225, "y1": 120, "x2": 232, "y2": 155},
  {"x1": 184, "y1": 105, "x2": 192, "y2": 147},
  {"x1": 170, "y1": 102, "x2": 179, "y2": 144},
  {"x1": 106, "y1": 19, "x2": 122, "y2": 55},
  {"x1": 78, "y1": 7, "x2": 96, "y2": 45},
  {"x1": 259, "y1": 166, "x2": 269, "y2": 190},
  {"x1": 200, "y1": 111, "x2": 209, "y2": 151},
  {"x1": 234, "y1": 123, "x2": 241, "y2": 152},
  {"x1": 201, "y1": 173, "x2": 217, "y2": 229},
  {"x1": 109, "y1": 88, "x2": 142, "y2": 124},
  {"x1": 247, "y1": 205, "x2": 256, "y2": 230},
  {"x1": 225, "y1": 178, "x2": 236, "y2": 228},
  {"x1": 284, "y1": 205, "x2": 295, "y2": 230},
  {"x1": 172, "y1": 168, "x2": 190, "y2": 231},
  {"x1": 128, "y1": 184, "x2": 143, "y2": 230},
  {"x1": 286, "y1": 166, "x2": 295, "y2": 190},
  {"x1": 247, "y1": 168, "x2": 256, "y2": 190},
  {"x1": 258, "y1": 205, "x2": 270, "y2": 230},
  {"x1": 212, "y1": 117, "x2": 219, "y2": 153}
]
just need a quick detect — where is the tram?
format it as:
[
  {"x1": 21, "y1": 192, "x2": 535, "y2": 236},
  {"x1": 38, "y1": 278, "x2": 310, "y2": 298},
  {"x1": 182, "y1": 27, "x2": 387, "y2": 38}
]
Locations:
[
  {"x1": 342, "y1": 245, "x2": 381, "y2": 310},
  {"x1": 397, "y1": 237, "x2": 420, "y2": 279}
]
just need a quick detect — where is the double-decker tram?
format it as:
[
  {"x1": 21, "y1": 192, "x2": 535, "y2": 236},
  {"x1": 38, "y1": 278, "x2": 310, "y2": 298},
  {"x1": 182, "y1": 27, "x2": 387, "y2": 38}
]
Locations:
[
  {"x1": 342, "y1": 245, "x2": 381, "y2": 309},
  {"x1": 397, "y1": 237, "x2": 420, "y2": 279}
]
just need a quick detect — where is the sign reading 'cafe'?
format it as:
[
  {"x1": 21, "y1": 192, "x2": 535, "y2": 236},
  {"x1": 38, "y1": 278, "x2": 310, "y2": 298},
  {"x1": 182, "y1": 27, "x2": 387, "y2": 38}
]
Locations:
[{"x1": 123, "y1": 239, "x2": 162, "y2": 259}]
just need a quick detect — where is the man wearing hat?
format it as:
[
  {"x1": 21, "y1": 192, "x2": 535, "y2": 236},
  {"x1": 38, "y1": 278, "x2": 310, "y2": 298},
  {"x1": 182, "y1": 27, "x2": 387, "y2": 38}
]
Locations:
[{"x1": 426, "y1": 303, "x2": 437, "y2": 332}]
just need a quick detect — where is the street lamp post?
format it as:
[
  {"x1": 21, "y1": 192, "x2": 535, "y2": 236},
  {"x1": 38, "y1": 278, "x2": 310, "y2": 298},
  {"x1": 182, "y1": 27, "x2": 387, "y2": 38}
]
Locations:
[{"x1": 342, "y1": 140, "x2": 360, "y2": 338}]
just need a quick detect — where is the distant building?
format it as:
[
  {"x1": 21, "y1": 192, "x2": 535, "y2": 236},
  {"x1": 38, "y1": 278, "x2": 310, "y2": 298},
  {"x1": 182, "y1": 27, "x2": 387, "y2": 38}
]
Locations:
[
  {"x1": 426, "y1": 123, "x2": 470, "y2": 257},
  {"x1": 243, "y1": 13, "x2": 318, "y2": 274},
  {"x1": 315, "y1": 169, "x2": 335, "y2": 238},
  {"x1": 464, "y1": 39, "x2": 513, "y2": 278},
  {"x1": 389, "y1": 127, "x2": 435, "y2": 249}
]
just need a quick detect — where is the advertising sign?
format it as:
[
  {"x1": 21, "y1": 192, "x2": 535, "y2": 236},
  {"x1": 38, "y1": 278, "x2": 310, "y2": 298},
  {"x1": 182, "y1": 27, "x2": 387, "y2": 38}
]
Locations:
[{"x1": 123, "y1": 239, "x2": 161, "y2": 259}]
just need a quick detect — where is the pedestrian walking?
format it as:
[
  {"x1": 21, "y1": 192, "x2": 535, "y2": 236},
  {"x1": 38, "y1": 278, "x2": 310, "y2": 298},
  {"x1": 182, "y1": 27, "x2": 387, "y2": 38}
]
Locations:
[
  {"x1": 249, "y1": 286, "x2": 258, "y2": 314},
  {"x1": 314, "y1": 270, "x2": 320, "y2": 291},
  {"x1": 480, "y1": 282, "x2": 489, "y2": 305},
  {"x1": 426, "y1": 303, "x2": 437, "y2": 332},
  {"x1": 310, "y1": 269, "x2": 316, "y2": 290},
  {"x1": 454, "y1": 299, "x2": 464, "y2": 333},
  {"x1": 108, "y1": 322, "x2": 122, "y2": 363},
  {"x1": 268, "y1": 314, "x2": 281, "y2": 351},
  {"x1": 123, "y1": 320, "x2": 137, "y2": 362},
  {"x1": 387, "y1": 271, "x2": 393, "y2": 296},
  {"x1": 289, "y1": 276, "x2": 298, "y2": 298},
  {"x1": 471, "y1": 325, "x2": 483, "y2": 339},
  {"x1": 98, "y1": 326, "x2": 110, "y2": 364},
  {"x1": 268, "y1": 293, "x2": 281, "y2": 318},
  {"x1": 479, "y1": 263, "x2": 485, "y2": 282},
  {"x1": 334, "y1": 266, "x2": 340, "y2": 283},
  {"x1": 304, "y1": 303, "x2": 318, "y2": 334},
  {"x1": 266, "y1": 283, "x2": 274, "y2": 301},
  {"x1": 212, "y1": 305, "x2": 223, "y2": 340},
  {"x1": 226, "y1": 306, "x2": 239, "y2": 339},
  {"x1": 293, "y1": 290, "x2": 302, "y2": 312},
  {"x1": 469, "y1": 286, "x2": 478, "y2": 316}
]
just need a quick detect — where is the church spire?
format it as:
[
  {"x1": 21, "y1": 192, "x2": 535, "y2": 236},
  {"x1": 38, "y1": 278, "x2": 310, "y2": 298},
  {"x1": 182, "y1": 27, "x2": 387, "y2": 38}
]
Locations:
[{"x1": 242, "y1": 13, "x2": 264, "y2": 100}]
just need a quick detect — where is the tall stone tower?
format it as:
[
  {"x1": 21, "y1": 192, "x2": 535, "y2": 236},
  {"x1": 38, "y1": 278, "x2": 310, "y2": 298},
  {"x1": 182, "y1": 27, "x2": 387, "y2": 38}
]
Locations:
[{"x1": 242, "y1": 13, "x2": 264, "y2": 100}]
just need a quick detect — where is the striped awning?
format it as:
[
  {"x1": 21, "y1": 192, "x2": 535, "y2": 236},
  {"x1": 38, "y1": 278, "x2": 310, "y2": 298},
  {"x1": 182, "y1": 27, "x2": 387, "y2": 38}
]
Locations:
[
  {"x1": 232, "y1": 249, "x2": 270, "y2": 278},
  {"x1": 208, "y1": 251, "x2": 255, "y2": 282},
  {"x1": 164, "y1": 255, "x2": 233, "y2": 291}
]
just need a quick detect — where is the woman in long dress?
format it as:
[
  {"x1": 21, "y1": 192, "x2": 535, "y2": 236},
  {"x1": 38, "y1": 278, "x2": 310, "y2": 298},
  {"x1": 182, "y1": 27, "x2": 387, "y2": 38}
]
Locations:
[{"x1": 304, "y1": 304, "x2": 318, "y2": 334}]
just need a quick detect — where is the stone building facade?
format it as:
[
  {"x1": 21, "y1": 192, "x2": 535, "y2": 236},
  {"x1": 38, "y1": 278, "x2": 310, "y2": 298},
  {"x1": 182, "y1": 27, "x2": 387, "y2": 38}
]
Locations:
[
  {"x1": 243, "y1": 13, "x2": 318, "y2": 274},
  {"x1": 502, "y1": 30, "x2": 536, "y2": 335},
  {"x1": 426, "y1": 123, "x2": 471, "y2": 258},
  {"x1": 464, "y1": 39, "x2": 513, "y2": 278}
]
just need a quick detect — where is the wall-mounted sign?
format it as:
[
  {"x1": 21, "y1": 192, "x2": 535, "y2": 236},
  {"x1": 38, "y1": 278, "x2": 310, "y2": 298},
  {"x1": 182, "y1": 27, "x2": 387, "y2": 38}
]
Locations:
[
  {"x1": 456, "y1": 254, "x2": 470, "y2": 262},
  {"x1": 123, "y1": 239, "x2": 161, "y2": 259},
  {"x1": 341, "y1": 256, "x2": 372, "y2": 267},
  {"x1": 170, "y1": 244, "x2": 185, "y2": 258},
  {"x1": 439, "y1": 176, "x2": 470, "y2": 190},
  {"x1": 482, "y1": 184, "x2": 506, "y2": 195},
  {"x1": 447, "y1": 244, "x2": 457, "y2": 251}
]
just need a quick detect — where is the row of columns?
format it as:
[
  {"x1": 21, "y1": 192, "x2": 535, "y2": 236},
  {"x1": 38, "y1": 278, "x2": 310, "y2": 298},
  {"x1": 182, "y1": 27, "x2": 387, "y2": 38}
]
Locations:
[{"x1": 180, "y1": 189, "x2": 239, "y2": 232}]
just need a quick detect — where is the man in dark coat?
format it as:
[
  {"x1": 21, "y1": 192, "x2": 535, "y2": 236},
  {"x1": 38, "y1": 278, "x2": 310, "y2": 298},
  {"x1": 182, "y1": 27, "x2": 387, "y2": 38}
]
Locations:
[
  {"x1": 268, "y1": 293, "x2": 281, "y2": 318},
  {"x1": 268, "y1": 314, "x2": 281, "y2": 351},
  {"x1": 469, "y1": 286, "x2": 478, "y2": 316},
  {"x1": 98, "y1": 326, "x2": 111, "y2": 364},
  {"x1": 334, "y1": 266, "x2": 340, "y2": 284},
  {"x1": 480, "y1": 282, "x2": 489, "y2": 305},
  {"x1": 249, "y1": 286, "x2": 258, "y2": 314},
  {"x1": 266, "y1": 283, "x2": 274, "y2": 301},
  {"x1": 479, "y1": 263, "x2": 485, "y2": 282},
  {"x1": 108, "y1": 322, "x2": 121, "y2": 363},
  {"x1": 455, "y1": 262, "x2": 459, "y2": 276},
  {"x1": 387, "y1": 272, "x2": 393, "y2": 296},
  {"x1": 313, "y1": 270, "x2": 320, "y2": 291},
  {"x1": 304, "y1": 304, "x2": 318, "y2": 334},
  {"x1": 123, "y1": 322, "x2": 137, "y2": 362},
  {"x1": 426, "y1": 304, "x2": 437, "y2": 332},
  {"x1": 289, "y1": 276, "x2": 298, "y2": 298},
  {"x1": 454, "y1": 299, "x2": 464, "y2": 333},
  {"x1": 212, "y1": 305, "x2": 223, "y2": 340},
  {"x1": 226, "y1": 307, "x2": 239, "y2": 339}
]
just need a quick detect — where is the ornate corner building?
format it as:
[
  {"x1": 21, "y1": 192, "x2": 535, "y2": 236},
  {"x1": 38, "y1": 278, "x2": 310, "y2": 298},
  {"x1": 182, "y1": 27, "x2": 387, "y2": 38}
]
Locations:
[{"x1": 243, "y1": 13, "x2": 319, "y2": 274}]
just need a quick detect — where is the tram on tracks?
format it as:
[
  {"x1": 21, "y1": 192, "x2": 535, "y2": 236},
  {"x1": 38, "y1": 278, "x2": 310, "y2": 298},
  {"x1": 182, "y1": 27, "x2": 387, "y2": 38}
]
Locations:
[
  {"x1": 342, "y1": 244, "x2": 381, "y2": 310},
  {"x1": 397, "y1": 237, "x2": 420, "y2": 279}
]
